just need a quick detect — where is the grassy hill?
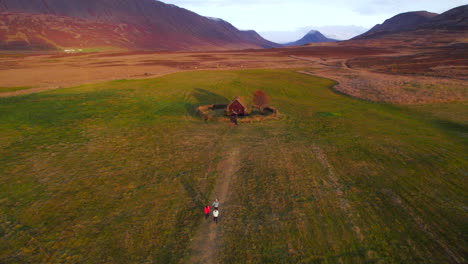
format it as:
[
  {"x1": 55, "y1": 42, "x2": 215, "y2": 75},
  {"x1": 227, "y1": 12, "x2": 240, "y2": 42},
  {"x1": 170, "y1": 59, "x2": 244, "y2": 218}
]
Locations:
[{"x1": 0, "y1": 69, "x2": 466, "y2": 263}]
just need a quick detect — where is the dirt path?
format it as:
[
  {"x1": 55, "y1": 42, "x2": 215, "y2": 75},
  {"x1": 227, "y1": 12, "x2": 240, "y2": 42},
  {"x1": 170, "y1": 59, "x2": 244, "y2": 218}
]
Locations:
[
  {"x1": 0, "y1": 86, "x2": 63, "y2": 98},
  {"x1": 185, "y1": 147, "x2": 240, "y2": 264}
]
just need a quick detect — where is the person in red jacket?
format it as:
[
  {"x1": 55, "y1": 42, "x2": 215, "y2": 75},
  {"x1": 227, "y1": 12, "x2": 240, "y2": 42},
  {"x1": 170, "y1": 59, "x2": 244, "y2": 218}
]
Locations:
[{"x1": 204, "y1": 205, "x2": 211, "y2": 219}]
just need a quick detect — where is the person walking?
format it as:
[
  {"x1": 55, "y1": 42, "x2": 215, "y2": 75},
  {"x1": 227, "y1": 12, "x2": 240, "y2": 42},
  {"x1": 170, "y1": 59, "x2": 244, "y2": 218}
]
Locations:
[
  {"x1": 233, "y1": 114, "x2": 238, "y2": 126},
  {"x1": 204, "y1": 205, "x2": 211, "y2": 220},
  {"x1": 213, "y1": 209, "x2": 219, "y2": 224},
  {"x1": 232, "y1": 110, "x2": 238, "y2": 127},
  {"x1": 212, "y1": 199, "x2": 219, "y2": 210},
  {"x1": 229, "y1": 115, "x2": 236, "y2": 127}
]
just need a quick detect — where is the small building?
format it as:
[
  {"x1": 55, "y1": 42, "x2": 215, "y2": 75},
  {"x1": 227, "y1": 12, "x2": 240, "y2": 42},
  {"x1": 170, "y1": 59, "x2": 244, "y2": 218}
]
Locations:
[{"x1": 226, "y1": 96, "x2": 250, "y2": 116}]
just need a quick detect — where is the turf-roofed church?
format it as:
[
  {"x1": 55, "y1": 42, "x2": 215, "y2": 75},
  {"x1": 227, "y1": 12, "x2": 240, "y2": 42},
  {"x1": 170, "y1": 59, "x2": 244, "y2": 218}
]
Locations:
[{"x1": 227, "y1": 96, "x2": 251, "y2": 116}]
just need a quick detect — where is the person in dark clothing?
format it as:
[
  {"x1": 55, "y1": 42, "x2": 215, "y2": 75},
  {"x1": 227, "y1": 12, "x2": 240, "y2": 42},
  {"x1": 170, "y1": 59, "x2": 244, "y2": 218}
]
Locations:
[
  {"x1": 229, "y1": 115, "x2": 234, "y2": 124},
  {"x1": 229, "y1": 110, "x2": 238, "y2": 127},
  {"x1": 229, "y1": 114, "x2": 237, "y2": 127}
]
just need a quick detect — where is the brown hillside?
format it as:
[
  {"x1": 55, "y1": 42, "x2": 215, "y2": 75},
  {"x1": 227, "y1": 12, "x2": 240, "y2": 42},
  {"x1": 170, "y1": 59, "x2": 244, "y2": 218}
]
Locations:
[{"x1": 0, "y1": 0, "x2": 279, "y2": 51}]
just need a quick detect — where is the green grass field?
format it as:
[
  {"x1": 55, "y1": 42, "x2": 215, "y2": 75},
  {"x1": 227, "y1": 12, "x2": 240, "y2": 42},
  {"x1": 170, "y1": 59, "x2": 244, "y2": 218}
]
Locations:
[{"x1": 0, "y1": 69, "x2": 466, "y2": 263}]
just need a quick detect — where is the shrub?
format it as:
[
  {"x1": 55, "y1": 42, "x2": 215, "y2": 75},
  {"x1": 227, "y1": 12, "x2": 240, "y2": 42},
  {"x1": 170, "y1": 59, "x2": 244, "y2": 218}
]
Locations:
[{"x1": 253, "y1": 90, "x2": 270, "y2": 114}]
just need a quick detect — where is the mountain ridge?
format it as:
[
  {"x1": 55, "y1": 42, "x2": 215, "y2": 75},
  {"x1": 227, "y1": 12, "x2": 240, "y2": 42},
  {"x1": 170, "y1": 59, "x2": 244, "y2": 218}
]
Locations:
[
  {"x1": 0, "y1": 0, "x2": 279, "y2": 51},
  {"x1": 353, "y1": 5, "x2": 467, "y2": 40}
]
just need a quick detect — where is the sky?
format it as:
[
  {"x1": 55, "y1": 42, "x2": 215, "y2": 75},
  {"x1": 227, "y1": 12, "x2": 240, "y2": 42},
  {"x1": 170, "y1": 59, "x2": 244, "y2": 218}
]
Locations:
[{"x1": 161, "y1": 0, "x2": 467, "y2": 41}]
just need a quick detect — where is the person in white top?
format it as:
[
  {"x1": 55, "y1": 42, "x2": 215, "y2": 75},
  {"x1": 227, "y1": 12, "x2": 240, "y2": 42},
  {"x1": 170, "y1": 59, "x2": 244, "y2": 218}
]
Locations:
[
  {"x1": 212, "y1": 199, "x2": 219, "y2": 209},
  {"x1": 213, "y1": 209, "x2": 219, "y2": 223}
]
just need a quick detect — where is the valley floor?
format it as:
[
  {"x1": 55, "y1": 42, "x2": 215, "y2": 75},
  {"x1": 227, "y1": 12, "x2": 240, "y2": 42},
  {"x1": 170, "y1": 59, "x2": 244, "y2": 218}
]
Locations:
[{"x1": 1, "y1": 44, "x2": 467, "y2": 105}]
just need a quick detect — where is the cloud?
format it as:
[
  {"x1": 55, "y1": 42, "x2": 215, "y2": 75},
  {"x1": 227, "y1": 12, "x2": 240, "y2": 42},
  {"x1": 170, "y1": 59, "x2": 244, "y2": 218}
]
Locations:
[
  {"x1": 352, "y1": 0, "x2": 466, "y2": 15},
  {"x1": 163, "y1": 0, "x2": 284, "y2": 7},
  {"x1": 160, "y1": 0, "x2": 467, "y2": 31},
  {"x1": 352, "y1": 0, "x2": 401, "y2": 15}
]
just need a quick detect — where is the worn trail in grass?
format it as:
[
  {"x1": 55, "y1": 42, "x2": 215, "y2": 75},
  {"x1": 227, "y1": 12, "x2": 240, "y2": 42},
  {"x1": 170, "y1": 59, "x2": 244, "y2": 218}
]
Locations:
[
  {"x1": 185, "y1": 145, "x2": 240, "y2": 264},
  {"x1": 0, "y1": 69, "x2": 466, "y2": 263}
]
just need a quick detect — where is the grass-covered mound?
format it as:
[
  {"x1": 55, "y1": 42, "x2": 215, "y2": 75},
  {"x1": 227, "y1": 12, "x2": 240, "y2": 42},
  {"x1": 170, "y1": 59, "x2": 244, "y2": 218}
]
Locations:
[{"x1": 0, "y1": 69, "x2": 466, "y2": 263}]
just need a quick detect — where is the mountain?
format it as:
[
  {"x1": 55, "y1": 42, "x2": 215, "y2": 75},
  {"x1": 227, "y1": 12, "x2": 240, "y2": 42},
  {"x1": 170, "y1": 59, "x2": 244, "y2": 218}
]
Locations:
[
  {"x1": 284, "y1": 30, "x2": 336, "y2": 46},
  {"x1": 260, "y1": 26, "x2": 368, "y2": 43},
  {"x1": 354, "y1": 11, "x2": 437, "y2": 40},
  {"x1": 353, "y1": 5, "x2": 467, "y2": 40},
  {"x1": 421, "y1": 5, "x2": 468, "y2": 30},
  {"x1": 309, "y1": 25, "x2": 369, "y2": 40},
  {"x1": 0, "y1": 0, "x2": 279, "y2": 51}
]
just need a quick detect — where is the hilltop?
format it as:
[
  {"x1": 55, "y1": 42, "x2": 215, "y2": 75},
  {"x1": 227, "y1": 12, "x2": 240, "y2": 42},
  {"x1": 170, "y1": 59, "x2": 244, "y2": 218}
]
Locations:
[
  {"x1": 353, "y1": 11, "x2": 438, "y2": 40},
  {"x1": 283, "y1": 30, "x2": 337, "y2": 46}
]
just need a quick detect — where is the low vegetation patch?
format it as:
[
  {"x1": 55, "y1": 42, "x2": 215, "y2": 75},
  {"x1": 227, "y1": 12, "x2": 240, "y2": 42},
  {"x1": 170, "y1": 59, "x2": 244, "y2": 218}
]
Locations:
[{"x1": 197, "y1": 104, "x2": 281, "y2": 122}]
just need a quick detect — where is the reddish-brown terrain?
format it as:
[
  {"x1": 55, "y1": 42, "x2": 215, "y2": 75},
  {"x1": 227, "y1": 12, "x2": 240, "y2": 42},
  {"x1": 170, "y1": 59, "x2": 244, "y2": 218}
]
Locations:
[
  {"x1": 334, "y1": 5, "x2": 468, "y2": 80},
  {"x1": 0, "y1": 4, "x2": 466, "y2": 105},
  {"x1": 347, "y1": 43, "x2": 468, "y2": 79},
  {"x1": 0, "y1": 0, "x2": 278, "y2": 51}
]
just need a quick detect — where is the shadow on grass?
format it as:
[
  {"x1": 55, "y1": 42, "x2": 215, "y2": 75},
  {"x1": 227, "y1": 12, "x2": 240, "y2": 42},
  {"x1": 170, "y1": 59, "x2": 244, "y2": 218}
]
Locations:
[
  {"x1": 185, "y1": 88, "x2": 229, "y2": 117},
  {"x1": 178, "y1": 171, "x2": 207, "y2": 207},
  {"x1": 433, "y1": 119, "x2": 468, "y2": 135}
]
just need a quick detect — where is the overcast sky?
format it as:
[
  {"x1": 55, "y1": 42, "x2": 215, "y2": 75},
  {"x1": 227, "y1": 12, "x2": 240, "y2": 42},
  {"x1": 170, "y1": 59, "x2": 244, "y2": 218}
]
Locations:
[{"x1": 161, "y1": 0, "x2": 467, "y2": 31}]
